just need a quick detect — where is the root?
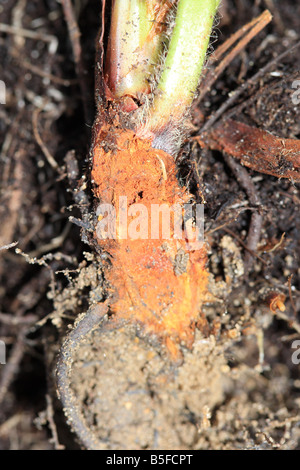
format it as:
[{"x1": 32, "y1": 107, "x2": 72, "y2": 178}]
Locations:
[{"x1": 56, "y1": 302, "x2": 109, "y2": 450}]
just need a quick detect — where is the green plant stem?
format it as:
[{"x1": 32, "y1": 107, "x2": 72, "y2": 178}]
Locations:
[
  {"x1": 105, "y1": 0, "x2": 169, "y2": 100},
  {"x1": 145, "y1": 0, "x2": 220, "y2": 133}
]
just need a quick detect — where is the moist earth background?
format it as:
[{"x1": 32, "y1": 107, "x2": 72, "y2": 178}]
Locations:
[{"x1": 0, "y1": 0, "x2": 300, "y2": 450}]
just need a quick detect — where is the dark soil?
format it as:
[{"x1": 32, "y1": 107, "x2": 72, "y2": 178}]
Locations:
[{"x1": 0, "y1": 0, "x2": 299, "y2": 450}]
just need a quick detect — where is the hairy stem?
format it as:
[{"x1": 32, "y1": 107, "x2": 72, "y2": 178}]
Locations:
[
  {"x1": 144, "y1": 0, "x2": 220, "y2": 136},
  {"x1": 105, "y1": 0, "x2": 171, "y2": 104}
]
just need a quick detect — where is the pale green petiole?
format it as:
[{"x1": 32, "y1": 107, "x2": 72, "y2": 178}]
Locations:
[
  {"x1": 144, "y1": 0, "x2": 220, "y2": 134},
  {"x1": 105, "y1": 0, "x2": 170, "y2": 101}
]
